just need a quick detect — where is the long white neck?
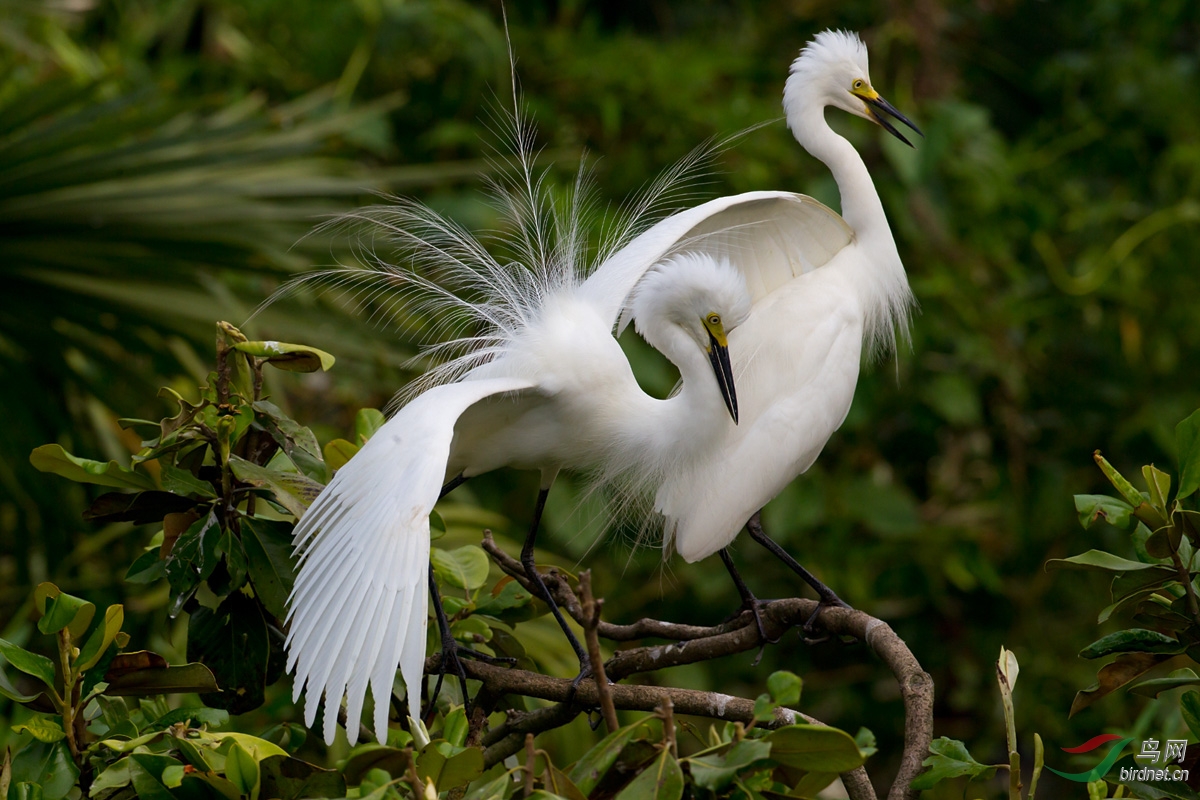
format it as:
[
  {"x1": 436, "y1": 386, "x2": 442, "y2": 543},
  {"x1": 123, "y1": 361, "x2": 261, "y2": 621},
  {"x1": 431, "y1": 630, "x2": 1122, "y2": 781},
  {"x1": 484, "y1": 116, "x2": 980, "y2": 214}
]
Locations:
[
  {"x1": 787, "y1": 92, "x2": 913, "y2": 356},
  {"x1": 602, "y1": 322, "x2": 731, "y2": 479}
]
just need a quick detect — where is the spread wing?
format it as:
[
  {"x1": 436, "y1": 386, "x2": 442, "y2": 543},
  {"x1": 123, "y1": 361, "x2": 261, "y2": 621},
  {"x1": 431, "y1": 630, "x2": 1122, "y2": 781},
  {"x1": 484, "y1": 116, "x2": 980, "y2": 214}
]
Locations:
[
  {"x1": 576, "y1": 190, "x2": 853, "y2": 330},
  {"x1": 286, "y1": 376, "x2": 534, "y2": 744}
]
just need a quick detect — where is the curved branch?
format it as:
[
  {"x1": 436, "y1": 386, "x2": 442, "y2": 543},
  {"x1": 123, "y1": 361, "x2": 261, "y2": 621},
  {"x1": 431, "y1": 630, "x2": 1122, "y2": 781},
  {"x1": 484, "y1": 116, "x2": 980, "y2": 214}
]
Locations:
[{"x1": 473, "y1": 531, "x2": 933, "y2": 800}]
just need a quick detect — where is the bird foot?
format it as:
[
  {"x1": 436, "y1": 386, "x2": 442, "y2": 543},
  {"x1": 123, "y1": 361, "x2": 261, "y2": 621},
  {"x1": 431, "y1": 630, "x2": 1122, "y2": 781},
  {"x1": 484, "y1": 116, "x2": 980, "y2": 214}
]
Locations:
[
  {"x1": 426, "y1": 639, "x2": 516, "y2": 722},
  {"x1": 799, "y1": 590, "x2": 852, "y2": 644}
]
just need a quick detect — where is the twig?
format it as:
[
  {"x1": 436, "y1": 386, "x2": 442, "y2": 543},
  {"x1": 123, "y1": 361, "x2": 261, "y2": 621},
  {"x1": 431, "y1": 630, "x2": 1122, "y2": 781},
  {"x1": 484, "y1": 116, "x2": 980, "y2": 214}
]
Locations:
[
  {"x1": 580, "y1": 571, "x2": 620, "y2": 733},
  {"x1": 523, "y1": 734, "x2": 535, "y2": 798}
]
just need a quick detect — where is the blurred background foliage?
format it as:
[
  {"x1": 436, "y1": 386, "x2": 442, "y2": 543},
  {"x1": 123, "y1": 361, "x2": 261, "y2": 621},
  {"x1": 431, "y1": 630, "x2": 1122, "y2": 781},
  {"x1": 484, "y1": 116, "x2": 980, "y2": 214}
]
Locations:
[{"x1": 2, "y1": 0, "x2": 1199, "y2": 791}]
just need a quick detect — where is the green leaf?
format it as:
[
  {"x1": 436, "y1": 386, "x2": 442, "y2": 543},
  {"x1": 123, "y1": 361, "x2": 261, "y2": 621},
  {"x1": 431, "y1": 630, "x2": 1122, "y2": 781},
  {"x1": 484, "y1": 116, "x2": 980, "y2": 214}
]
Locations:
[
  {"x1": 356, "y1": 409, "x2": 387, "y2": 442},
  {"x1": 1181, "y1": 691, "x2": 1200, "y2": 740},
  {"x1": 186, "y1": 592, "x2": 270, "y2": 714},
  {"x1": 89, "y1": 757, "x2": 133, "y2": 798},
  {"x1": 1075, "y1": 494, "x2": 1135, "y2": 530},
  {"x1": 102, "y1": 660, "x2": 220, "y2": 696},
  {"x1": 324, "y1": 438, "x2": 359, "y2": 471},
  {"x1": 241, "y1": 517, "x2": 297, "y2": 620},
  {"x1": 0, "y1": 665, "x2": 40, "y2": 703},
  {"x1": 475, "y1": 580, "x2": 538, "y2": 622},
  {"x1": 160, "y1": 461, "x2": 218, "y2": 499},
  {"x1": 1128, "y1": 668, "x2": 1200, "y2": 698},
  {"x1": 0, "y1": 638, "x2": 57, "y2": 690},
  {"x1": 568, "y1": 720, "x2": 648, "y2": 795},
  {"x1": 431, "y1": 546, "x2": 491, "y2": 592},
  {"x1": 465, "y1": 769, "x2": 518, "y2": 800},
  {"x1": 164, "y1": 510, "x2": 221, "y2": 596},
  {"x1": 9, "y1": 741, "x2": 79, "y2": 800},
  {"x1": 229, "y1": 454, "x2": 323, "y2": 517},
  {"x1": 763, "y1": 724, "x2": 864, "y2": 772},
  {"x1": 1144, "y1": 465, "x2": 1172, "y2": 512},
  {"x1": 1095, "y1": 451, "x2": 1146, "y2": 507},
  {"x1": 417, "y1": 743, "x2": 485, "y2": 790},
  {"x1": 77, "y1": 604, "x2": 124, "y2": 673},
  {"x1": 10, "y1": 783, "x2": 44, "y2": 800},
  {"x1": 909, "y1": 737, "x2": 996, "y2": 790},
  {"x1": 12, "y1": 716, "x2": 65, "y2": 743},
  {"x1": 687, "y1": 739, "x2": 772, "y2": 790},
  {"x1": 29, "y1": 444, "x2": 157, "y2": 491},
  {"x1": 766, "y1": 671, "x2": 802, "y2": 706},
  {"x1": 225, "y1": 741, "x2": 260, "y2": 797},
  {"x1": 1079, "y1": 628, "x2": 1184, "y2": 659},
  {"x1": 252, "y1": 400, "x2": 327, "y2": 482},
  {"x1": 1071, "y1": 653, "x2": 1172, "y2": 716},
  {"x1": 259, "y1": 754, "x2": 347, "y2": 800},
  {"x1": 443, "y1": 706, "x2": 469, "y2": 747},
  {"x1": 1178, "y1": 410, "x2": 1200, "y2": 501},
  {"x1": 83, "y1": 490, "x2": 198, "y2": 525},
  {"x1": 37, "y1": 592, "x2": 95, "y2": 640},
  {"x1": 124, "y1": 549, "x2": 167, "y2": 585},
  {"x1": 615, "y1": 749, "x2": 683, "y2": 800},
  {"x1": 1045, "y1": 550, "x2": 1161, "y2": 573},
  {"x1": 126, "y1": 754, "x2": 178, "y2": 800},
  {"x1": 233, "y1": 340, "x2": 335, "y2": 372},
  {"x1": 151, "y1": 706, "x2": 230, "y2": 730},
  {"x1": 340, "y1": 745, "x2": 412, "y2": 785}
]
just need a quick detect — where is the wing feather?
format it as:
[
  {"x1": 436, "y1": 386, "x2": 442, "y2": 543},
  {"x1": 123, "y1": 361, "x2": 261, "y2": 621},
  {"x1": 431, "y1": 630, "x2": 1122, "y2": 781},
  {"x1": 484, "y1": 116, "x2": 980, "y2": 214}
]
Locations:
[
  {"x1": 575, "y1": 191, "x2": 852, "y2": 329},
  {"x1": 286, "y1": 376, "x2": 535, "y2": 744}
]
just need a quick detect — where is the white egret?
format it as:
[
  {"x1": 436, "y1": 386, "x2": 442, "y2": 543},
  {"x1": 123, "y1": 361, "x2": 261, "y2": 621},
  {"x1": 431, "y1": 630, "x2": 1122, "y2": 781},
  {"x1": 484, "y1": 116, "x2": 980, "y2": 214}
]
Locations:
[
  {"x1": 285, "y1": 192, "x2": 752, "y2": 744},
  {"x1": 284, "y1": 26, "x2": 919, "y2": 745},
  {"x1": 591, "y1": 29, "x2": 919, "y2": 621}
]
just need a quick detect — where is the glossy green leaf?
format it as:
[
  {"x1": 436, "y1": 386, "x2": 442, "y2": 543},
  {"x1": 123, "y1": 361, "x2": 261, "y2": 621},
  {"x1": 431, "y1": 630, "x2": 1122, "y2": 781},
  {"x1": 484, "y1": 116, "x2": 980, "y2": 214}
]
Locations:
[
  {"x1": 186, "y1": 592, "x2": 270, "y2": 714},
  {"x1": 324, "y1": 438, "x2": 359, "y2": 471},
  {"x1": 465, "y1": 769, "x2": 518, "y2": 800},
  {"x1": 9, "y1": 741, "x2": 78, "y2": 800},
  {"x1": 11, "y1": 716, "x2": 65, "y2": 743},
  {"x1": 687, "y1": 739, "x2": 771, "y2": 790},
  {"x1": 126, "y1": 754, "x2": 178, "y2": 800},
  {"x1": 229, "y1": 455, "x2": 323, "y2": 517},
  {"x1": 160, "y1": 462, "x2": 218, "y2": 499},
  {"x1": 615, "y1": 749, "x2": 683, "y2": 800},
  {"x1": 241, "y1": 517, "x2": 297, "y2": 620},
  {"x1": 443, "y1": 706, "x2": 469, "y2": 747},
  {"x1": 763, "y1": 724, "x2": 865, "y2": 772},
  {"x1": 102, "y1": 660, "x2": 220, "y2": 696},
  {"x1": 767, "y1": 671, "x2": 802, "y2": 706},
  {"x1": 1045, "y1": 550, "x2": 1161, "y2": 573},
  {"x1": 0, "y1": 665, "x2": 40, "y2": 703},
  {"x1": 1144, "y1": 465, "x2": 1172, "y2": 512},
  {"x1": 1079, "y1": 628, "x2": 1184, "y2": 659},
  {"x1": 340, "y1": 745, "x2": 411, "y2": 785},
  {"x1": 33, "y1": 583, "x2": 94, "y2": 639},
  {"x1": 431, "y1": 545, "x2": 490, "y2": 592},
  {"x1": 1074, "y1": 494, "x2": 1134, "y2": 530},
  {"x1": 225, "y1": 741, "x2": 259, "y2": 797},
  {"x1": 0, "y1": 638, "x2": 57, "y2": 690},
  {"x1": 89, "y1": 757, "x2": 133, "y2": 798},
  {"x1": 77, "y1": 604, "x2": 124, "y2": 672},
  {"x1": 125, "y1": 549, "x2": 167, "y2": 584},
  {"x1": 252, "y1": 400, "x2": 327, "y2": 482},
  {"x1": 164, "y1": 510, "x2": 221, "y2": 595},
  {"x1": 418, "y1": 742, "x2": 485, "y2": 789},
  {"x1": 909, "y1": 737, "x2": 996, "y2": 790},
  {"x1": 10, "y1": 784, "x2": 43, "y2": 800},
  {"x1": 475, "y1": 579, "x2": 537, "y2": 623},
  {"x1": 568, "y1": 720, "x2": 648, "y2": 795},
  {"x1": 356, "y1": 408, "x2": 386, "y2": 442},
  {"x1": 29, "y1": 444, "x2": 156, "y2": 491},
  {"x1": 1178, "y1": 410, "x2": 1200, "y2": 501},
  {"x1": 233, "y1": 340, "x2": 335, "y2": 372},
  {"x1": 1127, "y1": 668, "x2": 1200, "y2": 698}
]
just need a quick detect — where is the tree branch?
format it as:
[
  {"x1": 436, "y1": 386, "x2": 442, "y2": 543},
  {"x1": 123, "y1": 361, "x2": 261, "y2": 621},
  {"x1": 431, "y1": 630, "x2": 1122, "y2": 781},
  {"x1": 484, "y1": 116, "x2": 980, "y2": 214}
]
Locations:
[{"x1": 470, "y1": 531, "x2": 933, "y2": 800}]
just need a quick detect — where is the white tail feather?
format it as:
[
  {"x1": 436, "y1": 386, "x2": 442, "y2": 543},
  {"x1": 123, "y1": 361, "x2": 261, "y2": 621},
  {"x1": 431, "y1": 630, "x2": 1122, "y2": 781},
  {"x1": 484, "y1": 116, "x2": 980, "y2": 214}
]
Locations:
[{"x1": 286, "y1": 376, "x2": 533, "y2": 744}]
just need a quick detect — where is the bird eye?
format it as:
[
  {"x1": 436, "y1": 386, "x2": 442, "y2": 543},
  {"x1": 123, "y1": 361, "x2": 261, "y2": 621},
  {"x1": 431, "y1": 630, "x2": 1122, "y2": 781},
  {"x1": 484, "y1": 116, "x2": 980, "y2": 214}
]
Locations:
[
  {"x1": 707, "y1": 314, "x2": 721, "y2": 326},
  {"x1": 852, "y1": 79, "x2": 864, "y2": 90}
]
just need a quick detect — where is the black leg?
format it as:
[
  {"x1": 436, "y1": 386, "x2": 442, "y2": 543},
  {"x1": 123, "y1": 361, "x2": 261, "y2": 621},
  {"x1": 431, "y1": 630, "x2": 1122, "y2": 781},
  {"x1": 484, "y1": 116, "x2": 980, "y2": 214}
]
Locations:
[
  {"x1": 744, "y1": 512, "x2": 849, "y2": 635},
  {"x1": 520, "y1": 487, "x2": 592, "y2": 685},
  {"x1": 718, "y1": 549, "x2": 778, "y2": 662},
  {"x1": 425, "y1": 474, "x2": 515, "y2": 720}
]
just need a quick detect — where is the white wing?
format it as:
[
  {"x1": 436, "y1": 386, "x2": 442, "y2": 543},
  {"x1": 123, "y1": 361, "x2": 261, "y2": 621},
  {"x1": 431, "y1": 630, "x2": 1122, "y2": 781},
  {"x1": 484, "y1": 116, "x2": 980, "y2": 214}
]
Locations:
[
  {"x1": 286, "y1": 376, "x2": 534, "y2": 745},
  {"x1": 576, "y1": 190, "x2": 853, "y2": 330}
]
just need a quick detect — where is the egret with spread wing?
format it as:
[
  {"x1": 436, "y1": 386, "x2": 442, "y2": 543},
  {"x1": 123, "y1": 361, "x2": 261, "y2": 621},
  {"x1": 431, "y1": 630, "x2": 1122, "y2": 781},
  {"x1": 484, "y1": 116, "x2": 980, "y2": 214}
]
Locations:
[
  {"x1": 588, "y1": 29, "x2": 920, "y2": 622},
  {"x1": 284, "y1": 147, "x2": 752, "y2": 744}
]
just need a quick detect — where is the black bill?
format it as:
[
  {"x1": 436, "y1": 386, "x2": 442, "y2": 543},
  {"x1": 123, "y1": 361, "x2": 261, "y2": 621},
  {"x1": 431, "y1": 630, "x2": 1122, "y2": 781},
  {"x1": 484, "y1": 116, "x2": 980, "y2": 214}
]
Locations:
[
  {"x1": 708, "y1": 333, "x2": 739, "y2": 424},
  {"x1": 864, "y1": 94, "x2": 923, "y2": 148}
]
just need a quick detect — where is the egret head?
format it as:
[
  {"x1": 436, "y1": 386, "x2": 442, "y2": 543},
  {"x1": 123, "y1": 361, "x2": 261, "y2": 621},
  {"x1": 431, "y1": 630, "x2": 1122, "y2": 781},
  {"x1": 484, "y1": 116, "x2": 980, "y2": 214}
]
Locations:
[
  {"x1": 629, "y1": 252, "x2": 751, "y2": 422},
  {"x1": 784, "y1": 29, "x2": 922, "y2": 146}
]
